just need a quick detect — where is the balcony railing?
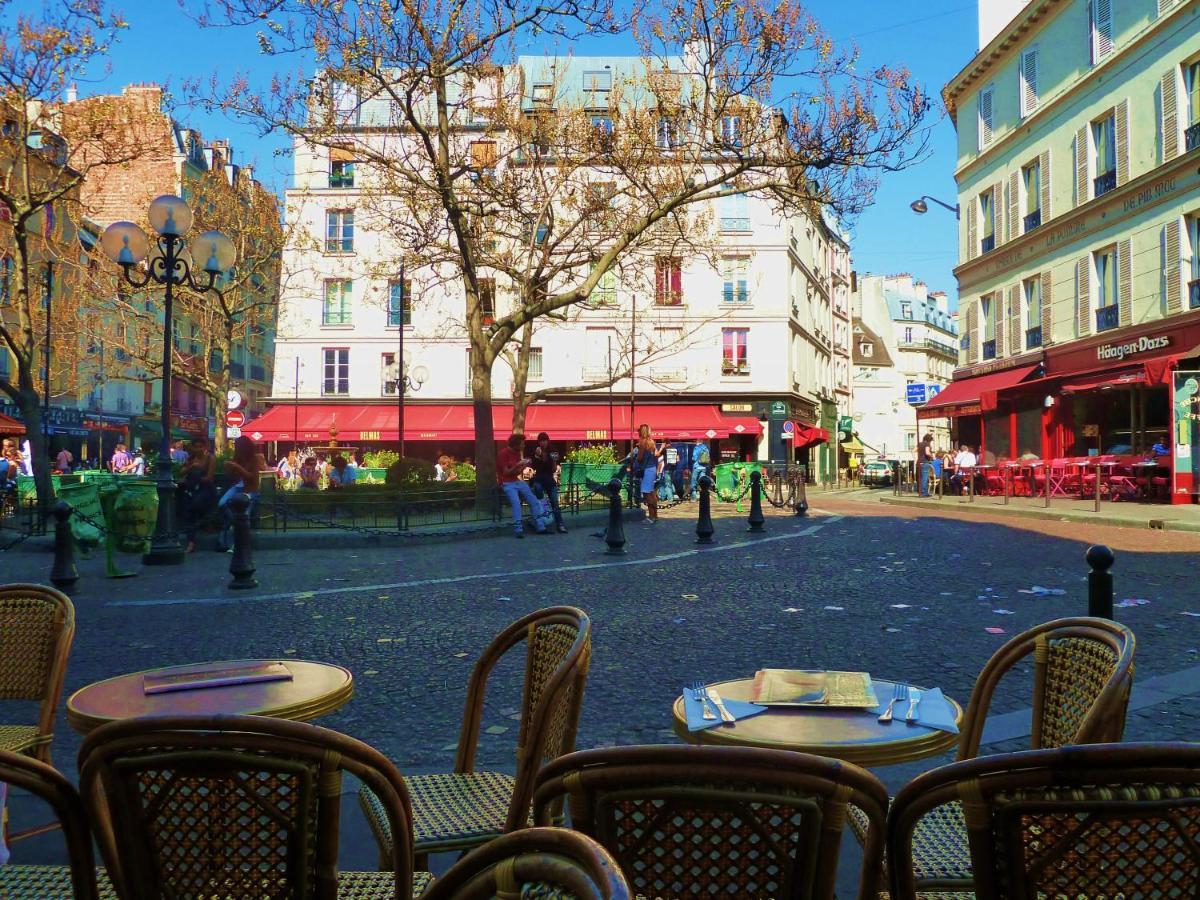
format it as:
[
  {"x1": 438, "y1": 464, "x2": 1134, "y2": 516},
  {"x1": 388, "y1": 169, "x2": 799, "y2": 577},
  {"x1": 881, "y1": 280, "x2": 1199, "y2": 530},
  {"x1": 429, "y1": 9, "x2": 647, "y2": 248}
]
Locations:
[
  {"x1": 1023, "y1": 208, "x2": 1042, "y2": 232},
  {"x1": 1025, "y1": 326, "x2": 1043, "y2": 349},
  {"x1": 1094, "y1": 169, "x2": 1117, "y2": 198},
  {"x1": 719, "y1": 217, "x2": 750, "y2": 232},
  {"x1": 1189, "y1": 279, "x2": 1200, "y2": 310},
  {"x1": 721, "y1": 361, "x2": 750, "y2": 376},
  {"x1": 1096, "y1": 304, "x2": 1119, "y2": 332},
  {"x1": 898, "y1": 338, "x2": 959, "y2": 360},
  {"x1": 1186, "y1": 122, "x2": 1200, "y2": 153},
  {"x1": 982, "y1": 339, "x2": 997, "y2": 360},
  {"x1": 582, "y1": 366, "x2": 609, "y2": 383},
  {"x1": 649, "y1": 366, "x2": 687, "y2": 383},
  {"x1": 980, "y1": 234, "x2": 995, "y2": 254}
]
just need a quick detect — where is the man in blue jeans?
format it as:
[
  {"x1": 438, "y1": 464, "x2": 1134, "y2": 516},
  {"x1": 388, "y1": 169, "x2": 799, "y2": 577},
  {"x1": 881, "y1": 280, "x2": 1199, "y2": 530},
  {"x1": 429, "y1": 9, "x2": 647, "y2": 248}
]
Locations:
[
  {"x1": 530, "y1": 431, "x2": 567, "y2": 533},
  {"x1": 917, "y1": 433, "x2": 935, "y2": 497},
  {"x1": 497, "y1": 433, "x2": 548, "y2": 538}
]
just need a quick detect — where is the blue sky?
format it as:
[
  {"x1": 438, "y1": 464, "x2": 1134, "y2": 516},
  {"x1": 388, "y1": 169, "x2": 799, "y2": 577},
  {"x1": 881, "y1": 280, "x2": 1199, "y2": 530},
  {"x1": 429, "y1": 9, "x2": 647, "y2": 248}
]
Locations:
[{"x1": 51, "y1": 0, "x2": 975, "y2": 306}]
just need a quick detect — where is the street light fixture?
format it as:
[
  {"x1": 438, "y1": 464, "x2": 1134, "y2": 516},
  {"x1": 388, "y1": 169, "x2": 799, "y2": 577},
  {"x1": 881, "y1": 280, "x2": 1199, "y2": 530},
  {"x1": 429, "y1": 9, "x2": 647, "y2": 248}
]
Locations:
[
  {"x1": 100, "y1": 195, "x2": 234, "y2": 565},
  {"x1": 910, "y1": 195, "x2": 960, "y2": 219}
]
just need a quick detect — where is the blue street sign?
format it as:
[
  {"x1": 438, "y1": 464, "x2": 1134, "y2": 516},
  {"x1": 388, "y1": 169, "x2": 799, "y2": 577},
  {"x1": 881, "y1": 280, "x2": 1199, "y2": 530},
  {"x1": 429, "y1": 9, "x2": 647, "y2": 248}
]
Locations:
[
  {"x1": 906, "y1": 383, "x2": 928, "y2": 405},
  {"x1": 927, "y1": 384, "x2": 943, "y2": 398}
]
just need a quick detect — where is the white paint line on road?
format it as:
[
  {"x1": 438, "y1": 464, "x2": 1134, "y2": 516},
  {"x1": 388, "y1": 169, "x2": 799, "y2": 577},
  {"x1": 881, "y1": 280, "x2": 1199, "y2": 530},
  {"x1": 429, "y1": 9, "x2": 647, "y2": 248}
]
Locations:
[{"x1": 107, "y1": 518, "x2": 834, "y2": 609}]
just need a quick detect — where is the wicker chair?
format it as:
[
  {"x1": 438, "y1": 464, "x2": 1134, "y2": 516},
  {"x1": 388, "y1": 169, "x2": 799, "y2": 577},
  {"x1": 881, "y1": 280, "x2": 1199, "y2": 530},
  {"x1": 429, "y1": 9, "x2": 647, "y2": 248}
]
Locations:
[
  {"x1": 531, "y1": 744, "x2": 890, "y2": 900},
  {"x1": 361, "y1": 606, "x2": 591, "y2": 864},
  {"x1": 77, "y1": 714, "x2": 433, "y2": 899},
  {"x1": 888, "y1": 742, "x2": 1200, "y2": 900},
  {"x1": 0, "y1": 748, "x2": 105, "y2": 899},
  {"x1": 421, "y1": 827, "x2": 631, "y2": 899},
  {"x1": 0, "y1": 584, "x2": 75, "y2": 763},
  {"x1": 850, "y1": 616, "x2": 1135, "y2": 892}
]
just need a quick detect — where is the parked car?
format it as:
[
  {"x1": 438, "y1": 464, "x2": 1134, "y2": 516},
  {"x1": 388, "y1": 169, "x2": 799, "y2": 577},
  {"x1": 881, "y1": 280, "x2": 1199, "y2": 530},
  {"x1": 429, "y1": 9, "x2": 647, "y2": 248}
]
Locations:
[{"x1": 860, "y1": 459, "x2": 895, "y2": 487}]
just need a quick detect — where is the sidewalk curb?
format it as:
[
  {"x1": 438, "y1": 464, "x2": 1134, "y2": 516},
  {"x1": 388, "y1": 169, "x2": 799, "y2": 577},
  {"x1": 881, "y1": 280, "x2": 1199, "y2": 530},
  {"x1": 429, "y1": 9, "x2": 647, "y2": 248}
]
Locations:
[{"x1": 875, "y1": 494, "x2": 1200, "y2": 534}]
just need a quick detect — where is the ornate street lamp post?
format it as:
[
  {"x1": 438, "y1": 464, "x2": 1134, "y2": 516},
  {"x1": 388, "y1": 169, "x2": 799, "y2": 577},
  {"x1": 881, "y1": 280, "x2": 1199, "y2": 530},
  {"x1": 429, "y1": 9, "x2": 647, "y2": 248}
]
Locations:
[{"x1": 100, "y1": 195, "x2": 234, "y2": 565}]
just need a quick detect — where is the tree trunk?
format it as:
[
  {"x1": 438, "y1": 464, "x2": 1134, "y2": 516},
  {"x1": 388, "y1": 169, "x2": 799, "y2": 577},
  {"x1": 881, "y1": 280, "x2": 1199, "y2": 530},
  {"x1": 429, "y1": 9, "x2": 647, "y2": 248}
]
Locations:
[
  {"x1": 471, "y1": 357, "x2": 498, "y2": 513},
  {"x1": 510, "y1": 321, "x2": 534, "y2": 436}
]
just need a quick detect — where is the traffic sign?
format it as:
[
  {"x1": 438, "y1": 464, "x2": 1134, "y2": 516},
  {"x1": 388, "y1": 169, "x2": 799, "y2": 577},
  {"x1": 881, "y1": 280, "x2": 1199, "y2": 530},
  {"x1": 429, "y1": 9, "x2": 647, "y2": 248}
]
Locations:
[
  {"x1": 928, "y1": 384, "x2": 943, "y2": 398},
  {"x1": 227, "y1": 389, "x2": 244, "y2": 410},
  {"x1": 782, "y1": 421, "x2": 795, "y2": 433},
  {"x1": 225, "y1": 409, "x2": 246, "y2": 428},
  {"x1": 906, "y1": 383, "x2": 928, "y2": 405},
  {"x1": 226, "y1": 425, "x2": 242, "y2": 439}
]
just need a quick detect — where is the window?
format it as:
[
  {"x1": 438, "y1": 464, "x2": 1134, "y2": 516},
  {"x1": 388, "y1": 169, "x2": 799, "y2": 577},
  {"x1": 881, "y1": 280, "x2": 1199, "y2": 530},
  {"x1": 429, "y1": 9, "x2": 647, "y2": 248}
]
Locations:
[
  {"x1": 332, "y1": 81, "x2": 359, "y2": 124},
  {"x1": 1187, "y1": 216, "x2": 1200, "y2": 308},
  {"x1": 656, "y1": 117, "x2": 680, "y2": 150},
  {"x1": 904, "y1": 327, "x2": 913, "y2": 344},
  {"x1": 1089, "y1": 0, "x2": 1114, "y2": 65},
  {"x1": 1023, "y1": 276, "x2": 1043, "y2": 348},
  {"x1": 654, "y1": 257, "x2": 682, "y2": 305},
  {"x1": 900, "y1": 302, "x2": 913, "y2": 319},
  {"x1": 388, "y1": 279, "x2": 412, "y2": 326},
  {"x1": 721, "y1": 328, "x2": 749, "y2": 375},
  {"x1": 979, "y1": 190, "x2": 995, "y2": 254},
  {"x1": 590, "y1": 115, "x2": 614, "y2": 149},
  {"x1": 589, "y1": 264, "x2": 616, "y2": 305},
  {"x1": 582, "y1": 70, "x2": 611, "y2": 104},
  {"x1": 478, "y1": 278, "x2": 496, "y2": 325},
  {"x1": 325, "y1": 209, "x2": 354, "y2": 253},
  {"x1": 468, "y1": 140, "x2": 497, "y2": 178},
  {"x1": 978, "y1": 85, "x2": 994, "y2": 149},
  {"x1": 323, "y1": 280, "x2": 353, "y2": 325},
  {"x1": 718, "y1": 190, "x2": 749, "y2": 231},
  {"x1": 720, "y1": 114, "x2": 742, "y2": 148},
  {"x1": 322, "y1": 348, "x2": 349, "y2": 395},
  {"x1": 1186, "y1": 61, "x2": 1200, "y2": 151},
  {"x1": 1095, "y1": 246, "x2": 1118, "y2": 330},
  {"x1": 531, "y1": 83, "x2": 553, "y2": 106},
  {"x1": 1022, "y1": 158, "x2": 1042, "y2": 231},
  {"x1": 1092, "y1": 113, "x2": 1116, "y2": 197},
  {"x1": 528, "y1": 347, "x2": 543, "y2": 380},
  {"x1": 722, "y1": 256, "x2": 748, "y2": 303},
  {"x1": 381, "y1": 352, "x2": 398, "y2": 396},
  {"x1": 329, "y1": 158, "x2": 354, "y2": 189},
  {"x1": 1019, "y1": 48, "x2": 1039, "y2": 118},
  {"x1": 981, "y1": 294, "x2": 997, "y2": 359}
]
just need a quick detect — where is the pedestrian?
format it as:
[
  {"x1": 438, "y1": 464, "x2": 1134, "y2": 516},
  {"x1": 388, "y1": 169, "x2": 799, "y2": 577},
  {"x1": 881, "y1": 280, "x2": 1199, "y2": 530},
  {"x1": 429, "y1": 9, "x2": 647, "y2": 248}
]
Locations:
[
  {"x1": 328, "y1": 454, "x2": 356, "y2": 488},
  {"x1": 434, "y1": 454, "x2": 450, "y2": 482},
  {"x1": 128, "y1": 447, "x2": 146, "y2": 476},
  {"x1": 180, "y1": 437, "x2": 217, "y2": 553},
  {"x1": 630, "y1": 423, "x2": 663, "y2": 523},
  {"x1": 54, "y1": 446, "x2": 73, "y2": 474},
  {"x1": 951, "y1": 443, "x2": 978, "y2": 495},
  {"x1": 916, "y1": 433, "x2": 934, "y2": 497},
  {"x1": 170, "y1": 439, "x2": 190, "y2": 466},
  {"x1": 530, "y1": 431, "x2": 567, "y2": 533},
  {"x1": 216, "y1": 436, "x2": 268, "y2": 552},
  {"x1": 299, "y1": 455, "x2": 320, "y2": 489},
  {"x1": 109, "y1": 442, "x2": 130, "y2": 474},
  {"x1": 275, "y1": 450, "x2": 298, "y2": 483},
  {"x1": 689, "y1": 438, "x2": 711, "y2": 498},
  {"x1": 1, "y1": 438, "x2": 20, "y2": 494},
  {"x1": 496, "y1": 433, "x2": 548, "y2": 538}
]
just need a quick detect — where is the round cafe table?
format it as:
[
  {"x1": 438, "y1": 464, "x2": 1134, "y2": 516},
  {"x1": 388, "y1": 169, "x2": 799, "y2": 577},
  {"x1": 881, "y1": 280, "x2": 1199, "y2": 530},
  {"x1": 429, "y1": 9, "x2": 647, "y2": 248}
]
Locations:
[
  {"x1": 671, "y1": 678, "x2": 962, "y2": 767},
  {"x1": 66, "y1": 659, "x2": 354, "y2": 735}
]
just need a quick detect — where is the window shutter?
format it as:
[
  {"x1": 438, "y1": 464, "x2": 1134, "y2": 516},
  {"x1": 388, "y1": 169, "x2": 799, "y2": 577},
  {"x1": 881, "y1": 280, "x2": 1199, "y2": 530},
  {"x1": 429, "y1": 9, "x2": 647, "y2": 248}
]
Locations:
[
  {"x1": 1158, "y1": 0, "x2": 1175, "y2": 16},
  {"x1": 978, "y1": 87, "x2": 994, "y2": 149},
  {"x1": 994, "y1": 293, "x2": 1005, "y2": 357},
  {"x1": 1075, "y1": 126, "x2": 1089, "y2": 207},
  {"x1": 1041, "y1": 270, "x2": 1053, "y2": 346},
  {"x1": 967, "y1": 200, "x2": 978, "y2": 261},
  {"x1": 1020, "y1": 49, "x2": 1039, "y2": 117},
  {"x1": 1115, "y1": 99, "x2": 1130, "y2": 186},
  {"x1": 1093, "y1": 0, "x2": 1114, "y2": 61},
  {"x1": 1008, "y1": 172, "x2": 1020, "y2": 241},
  {"x1": 1040, "y1": 150, "x2": 1052, "y2": 219},
  {"x1": 965, "y1": 302, "x2": 978, "y2": 364},
  {"x1": 1162, "y1": 69, "x2": 1180, "y2": 162},
  {"x1": 1165, "y1": 219, "x2": 1182, "y2": 313},
  {"x1": 1077, "y1": 256, "x2": 1092, "y2": 337},
  {"x1": 993, "y1": 183, "x2": 1004, "y2": 246},
  {"x1": 1118, "y1": 238, "x2": 1133, "y2": 327},
  {"x1": 1008, "y1": 285, "x2": 1022, "y2": 354}
]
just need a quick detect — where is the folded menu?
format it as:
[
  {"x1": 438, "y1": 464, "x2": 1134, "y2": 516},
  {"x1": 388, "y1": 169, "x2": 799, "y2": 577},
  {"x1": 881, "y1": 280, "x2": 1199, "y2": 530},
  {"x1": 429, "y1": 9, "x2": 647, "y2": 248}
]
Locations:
[
  {"x1": 143, "y1": 662, "x2": 293, "y2": 695},
  {"x1": 750, "y1": 669, "x2": 879, "y2": 708}
]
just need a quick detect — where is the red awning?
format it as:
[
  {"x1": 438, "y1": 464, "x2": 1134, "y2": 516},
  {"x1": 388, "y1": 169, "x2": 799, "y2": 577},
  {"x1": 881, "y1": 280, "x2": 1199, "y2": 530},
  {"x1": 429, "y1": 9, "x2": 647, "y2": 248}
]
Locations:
[
  {"x1": 787, "y1": 424, "x2": 828, "y2": 449},
  {"x1": 1062, "y1": 368, "x2": 1146, "y2": 393},
  {"x1": 243, "y1": 403, "x2": 761, "y2": 442},
  {"x1": 918, "y1": 364, "x2": 1041, "y2": 420},
  {"x1": 0, "y1": 413, "x2": 25, "y2": 435}
]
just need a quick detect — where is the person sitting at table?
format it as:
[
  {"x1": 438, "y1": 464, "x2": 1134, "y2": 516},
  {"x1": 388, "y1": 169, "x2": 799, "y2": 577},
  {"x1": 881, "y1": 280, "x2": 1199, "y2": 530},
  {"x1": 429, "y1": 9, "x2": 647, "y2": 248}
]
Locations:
[
  {"x1": 950, "y1": 444, "x2": 978, "y2": 495},
  {"x1": 1151, "y1": 440, "x2": 1169, "y2": 456}
]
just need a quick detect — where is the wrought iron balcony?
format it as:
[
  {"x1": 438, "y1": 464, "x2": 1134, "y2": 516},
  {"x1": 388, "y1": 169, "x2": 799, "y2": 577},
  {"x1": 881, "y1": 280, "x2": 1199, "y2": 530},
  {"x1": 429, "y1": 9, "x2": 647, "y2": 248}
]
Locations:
[
  {"x1": 1025, "y1": 326, "x2": 1042, "y2": 349},
  {"x1": 980, "y1": 234, "x2": 995, "y2": 254},
  {"x1": 1095, "y1": 304, "x2": 1119, "y2": 332},
  {"x1": 1186, "y1": 122, "x2": 1200, "y2": 153},
  {"x1": 982, "y1": 339, "x2": 997, "y2": 360},
  {"x1": 1094, "y1": 169, "x2": 1117, "y2": 198},
  {"x1": 1189, "y1": 279, "x2": 1200, "y2": 310},
  {"x1": 1023, "y1": 208, "x2": 1041, "y2": 232}
]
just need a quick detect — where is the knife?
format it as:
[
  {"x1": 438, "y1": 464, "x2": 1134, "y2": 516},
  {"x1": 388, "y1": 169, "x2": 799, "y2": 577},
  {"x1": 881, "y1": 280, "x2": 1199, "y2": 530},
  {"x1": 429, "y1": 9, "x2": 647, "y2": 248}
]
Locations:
[
  {"x1": 905, "y1": 689, "x2": 921, "y2": 723},
  {"x1": 707, "y1": 688, "x2": 736, "y2": 724}
]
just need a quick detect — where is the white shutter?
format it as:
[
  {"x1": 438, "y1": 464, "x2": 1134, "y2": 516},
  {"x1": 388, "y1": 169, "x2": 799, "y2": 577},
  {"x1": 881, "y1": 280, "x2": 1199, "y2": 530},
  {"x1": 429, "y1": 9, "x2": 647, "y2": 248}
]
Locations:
[
  {"x1": 967, "y1": 198, "x2": 978, "y2": 261},
  {"x1": 993, "y1": 183, "x2": 1004, "y2": 246},
  {"x1": 1115, "y1": 98, "x2": 1130, "y2": 186},
  {"x1": 1008, "y1": 285, "x2": 1022, "y2": 355},
  {"x1": 1077, "y1": 256, "x2": 1092, "y2": 337},
  {"x1": 965, "y1": 302, "x2": 978, "y2": 365},
  {"x1": 1092, "y1": 0, "x2": 1114, "y2": 63},
  {"x1": 1040, "y1": 149, "x2": 1052, "y2": 220},
  {"x1": 1118, "y1": 238, "x2": 1133, "y2": 327},
  {"x1": 1164, "y1": 219, "x2": 1182, "y2": 313},
  {"x1": 978, "y1": 86, "x2": 994, "y2": 150},
  {"x1": 1020, "y1": 48, "x2": 1039, "y2": 118},
  {"x1": 1158, "y1": 0, "x2": 1176, "y2": 16},
  {"x1": 994, "y1": 292, "x2": 1005, "y2": 357},
  {"x1": 1162, "y1": 69, "x2": 1180, "y2": 163},
  {"x1": 1008, "y1": 171, "x2": 1020, "y2": 241},
  {"x1": 1075, "y1": 126, "x2": 1090, "y2": 207},
  {"x1": 1040, "y1": 271, "x2": 1053, "y2": 346}
]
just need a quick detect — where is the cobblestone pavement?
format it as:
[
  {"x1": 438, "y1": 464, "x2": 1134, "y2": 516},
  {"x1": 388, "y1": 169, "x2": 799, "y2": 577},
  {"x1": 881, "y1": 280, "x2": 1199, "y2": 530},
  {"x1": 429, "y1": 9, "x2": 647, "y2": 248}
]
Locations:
[{"x1": 6, "y1": 497, "x2": 1200, "y2": 882}]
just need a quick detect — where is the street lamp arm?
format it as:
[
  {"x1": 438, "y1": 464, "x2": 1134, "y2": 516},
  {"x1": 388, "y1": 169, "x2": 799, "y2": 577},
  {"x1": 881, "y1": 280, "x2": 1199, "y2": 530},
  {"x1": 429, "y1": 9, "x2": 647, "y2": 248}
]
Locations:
[
  {"x1": 911, "y1": 195, "x2": 960, "y2": 218},
  {"x1": 119, "y1": 263, "x2": 155, "y2": 290}
]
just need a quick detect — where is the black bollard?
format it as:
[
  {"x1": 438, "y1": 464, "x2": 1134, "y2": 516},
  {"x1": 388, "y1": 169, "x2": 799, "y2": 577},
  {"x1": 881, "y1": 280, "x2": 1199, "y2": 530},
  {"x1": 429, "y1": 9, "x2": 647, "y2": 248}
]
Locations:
[
  {"x1": 49, "y1": 500, "x2": 79, "y2": 590},
  {"x1": 604, "y1": 477, "x2": 626, "y2": 555},
  {"x1": 747, "y1": 470, "x2": 766, "y2": 533},
  {"x1": 1086, "y1": 544, "x2": 1114, "y2": 619},
  {"x1": 228, "y1": 493, "x2": 258, "y2": 590},
  {"x1": 794, "y1": 470, "x2": 809, "y2": 517},
  {"x1": 695, "y1": 474, "x2": 715, "y2": 544}
]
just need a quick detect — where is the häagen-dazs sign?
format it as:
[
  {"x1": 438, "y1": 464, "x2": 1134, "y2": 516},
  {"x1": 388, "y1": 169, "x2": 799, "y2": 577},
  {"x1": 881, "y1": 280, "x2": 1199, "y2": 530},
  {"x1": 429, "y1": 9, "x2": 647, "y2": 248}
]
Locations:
[{"x1": 1096, "y1": 334, "x2": 1170, "y2": 362}]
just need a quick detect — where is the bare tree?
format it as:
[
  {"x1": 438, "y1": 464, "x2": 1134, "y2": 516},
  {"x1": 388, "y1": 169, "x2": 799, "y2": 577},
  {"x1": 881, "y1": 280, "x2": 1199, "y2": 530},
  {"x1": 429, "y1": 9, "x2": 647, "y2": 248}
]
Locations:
[{"x1": 191, "y1": 0, "x2": 927, "y2": 505}]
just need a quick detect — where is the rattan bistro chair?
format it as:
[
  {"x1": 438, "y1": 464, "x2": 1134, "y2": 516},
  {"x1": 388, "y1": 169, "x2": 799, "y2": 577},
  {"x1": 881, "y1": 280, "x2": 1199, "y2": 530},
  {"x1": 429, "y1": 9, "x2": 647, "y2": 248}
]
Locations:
[
  {"x1": 532, "y1": 745, "x2": 890, "y2": 900},
  {"x1": 78, "y1": 714, "x2": 434, "y2": 899},
  {"x1": 888, "y1": 742, "x2": 1200, "y2": 900},
  {"x1": 850, "y1": 616, "x2": 1136, "y2": 892},
  {"x1": 361, "y1": 606, "x2": 592, "y2": 864},
  {"x1": 0, "y1": 748, "x2": 105, "y2": 899},
  {"x1": 422, "y1": 827, "x2": 631, "y2": 900},
  {"x1": 0, "y1": 583, "x2": 75, "y2": 763}
]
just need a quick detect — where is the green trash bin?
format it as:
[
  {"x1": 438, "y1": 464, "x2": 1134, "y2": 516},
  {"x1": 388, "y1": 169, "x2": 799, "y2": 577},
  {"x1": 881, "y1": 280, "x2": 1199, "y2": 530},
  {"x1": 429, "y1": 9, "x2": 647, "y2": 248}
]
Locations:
[
  {"x1": 107, "y1": 478, "x2": 159, "y2": 554},
  {"x1": 58, "y1": 481, "x2": 104, "y2": 548}
]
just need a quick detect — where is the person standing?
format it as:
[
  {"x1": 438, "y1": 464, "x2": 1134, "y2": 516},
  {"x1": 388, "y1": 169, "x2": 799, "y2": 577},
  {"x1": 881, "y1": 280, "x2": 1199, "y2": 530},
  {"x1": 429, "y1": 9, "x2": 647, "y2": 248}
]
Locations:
[
  {"x1": 632, "y1": 424, "x2": 663, "y2": 523},
  {"x1": 496, "y1": 433, "x2": 547, "y2": 538},
  {"x1": 275, "y1": 450, "x2": 298, "y2": 483},
  {"x1": 916, "y1": 433, "x2": 934, "y2": 497},
  {"x1": 54, "y1": 447, "x2": 73, "y2": 474},
  {"x1": 128, "y1": 448, "x2": 146, "y2": 476},
  {"x1": 109, "y1": 442, "x2": 130, "y2": 474},
  {"x1": 530, "y1": 431, "x2": 567, "y2": 534},
  {"x1": 216, "y1": 436, "x2": 268, "y2": 551},
  {"x1": 180, "y1": 437, "x2": 217, "y2": 553}
]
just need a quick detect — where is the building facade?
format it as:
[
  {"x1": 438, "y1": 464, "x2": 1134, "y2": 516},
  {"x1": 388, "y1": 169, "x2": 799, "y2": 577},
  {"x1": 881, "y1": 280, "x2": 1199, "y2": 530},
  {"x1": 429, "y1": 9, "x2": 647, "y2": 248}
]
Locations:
[
  {"x1": 926, "y1": 0, "x2": 1200, "y2": 500},
  {"x1": 852, "y1": 273, "x2": 958, "y2": 459},
  {"x1": 255, "y1": 55, "x2": 851, "y2": 478}
]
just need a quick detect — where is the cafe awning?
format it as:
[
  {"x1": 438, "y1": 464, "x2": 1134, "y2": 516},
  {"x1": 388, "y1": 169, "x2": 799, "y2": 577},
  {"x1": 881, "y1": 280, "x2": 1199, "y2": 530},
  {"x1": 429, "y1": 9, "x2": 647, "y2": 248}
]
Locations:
[
  {"x1": 918, "y1": 363, "x2": 1041, "y2": 420},
  {"x1": 0, "y1": 413, "x2": 25, "y2": 435},
  {"x1": 1062, "y1": 368, "x2": 1147, "y2": 393}
]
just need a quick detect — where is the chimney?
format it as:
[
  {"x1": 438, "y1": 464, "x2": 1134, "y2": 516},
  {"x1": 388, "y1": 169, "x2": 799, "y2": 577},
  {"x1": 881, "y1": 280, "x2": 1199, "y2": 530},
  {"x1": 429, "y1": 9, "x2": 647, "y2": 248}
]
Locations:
[{"x1": 65, "y1": 84, "x2": 78, "y2": 103}]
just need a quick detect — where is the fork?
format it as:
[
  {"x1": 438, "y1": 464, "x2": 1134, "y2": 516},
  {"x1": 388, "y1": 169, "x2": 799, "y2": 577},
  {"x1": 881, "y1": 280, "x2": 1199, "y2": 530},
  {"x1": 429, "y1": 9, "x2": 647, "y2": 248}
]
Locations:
[
  {"x1": 690, "y1": 681, "x2": 716, "y2": 720},
  {"x1": 878, "y1": 682, "x2": 908, "y2": 723}
]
